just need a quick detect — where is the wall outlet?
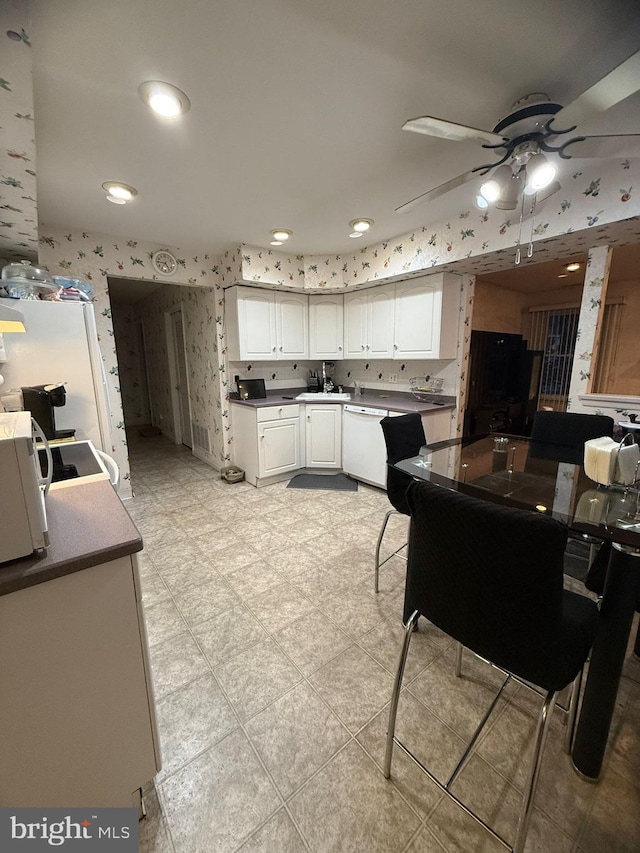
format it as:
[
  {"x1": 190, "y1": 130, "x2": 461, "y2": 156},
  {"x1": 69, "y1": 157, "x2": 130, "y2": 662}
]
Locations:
[{"x1": 388, "y1": 372, "x2": 398, "y2": 383}]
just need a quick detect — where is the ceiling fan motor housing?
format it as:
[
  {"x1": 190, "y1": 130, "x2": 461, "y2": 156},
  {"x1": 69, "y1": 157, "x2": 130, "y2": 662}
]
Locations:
[{"x1": 490, "y1": 97, "x2": 563, "y2": 152}]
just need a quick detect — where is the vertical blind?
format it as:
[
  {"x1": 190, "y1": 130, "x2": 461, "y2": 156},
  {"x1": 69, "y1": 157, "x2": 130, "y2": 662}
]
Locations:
[{"x1": 527, "y1": 301, "x2": 622, "y2": 412}]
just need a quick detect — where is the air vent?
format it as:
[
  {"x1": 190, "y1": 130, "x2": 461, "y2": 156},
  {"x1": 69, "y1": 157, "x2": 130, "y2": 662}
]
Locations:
[{"x1": 192, "y1": 423, "x2": 211, "y2": 454}]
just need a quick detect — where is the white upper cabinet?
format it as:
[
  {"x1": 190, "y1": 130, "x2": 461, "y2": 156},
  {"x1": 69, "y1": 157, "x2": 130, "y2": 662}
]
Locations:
[
  {"x1": 226, "y1": 286, "x2": 308, "y2": 360},
  {"x1": 276, "y1": 292, "x2": 309, "y2": 359},
  {"x1": 343, "y1": 291, "x2": 368, "y2": 358},
  {"x1": 368, "y1": 285, "x2": 395, "y2": 358},
  {"x1": 309, "y1": 294, "x2": 344, "y2": 359},
  {"x1": 344, "y1": 286, "x2": 394, "y2": 359},
  {"x1": 225, "y1": 274, "x2": 460, "y2": 363},
  {"x1": 393, "y1": 273, "x2": 459, "y2": 360}
]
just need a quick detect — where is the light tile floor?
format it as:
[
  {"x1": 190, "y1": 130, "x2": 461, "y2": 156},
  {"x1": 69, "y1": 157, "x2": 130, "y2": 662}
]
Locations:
[{"x1": 127, "y1": 433, "x2": 640, "y2": 853}]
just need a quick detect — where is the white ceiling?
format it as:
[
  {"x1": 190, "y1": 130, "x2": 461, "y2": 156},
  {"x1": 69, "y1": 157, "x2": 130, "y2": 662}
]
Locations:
[{"x1": 30, "y1": 0, "x2": 640, "y2": 257}]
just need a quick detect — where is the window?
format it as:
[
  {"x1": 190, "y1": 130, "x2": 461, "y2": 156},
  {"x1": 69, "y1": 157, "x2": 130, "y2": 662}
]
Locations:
[{"x1": 528, "y1": 307, "x2": 579, "y2": 412}]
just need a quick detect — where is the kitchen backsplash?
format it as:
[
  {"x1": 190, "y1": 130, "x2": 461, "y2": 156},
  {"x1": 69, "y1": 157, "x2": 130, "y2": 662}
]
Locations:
[{"x1": 229, "y1": 359, "x2": 459, "y2": 396}]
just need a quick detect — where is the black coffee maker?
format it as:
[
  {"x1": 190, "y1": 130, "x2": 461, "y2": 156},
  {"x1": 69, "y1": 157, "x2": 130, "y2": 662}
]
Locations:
[{"x1": 21, "y1": 384, "x2": 75, "y2": 441}]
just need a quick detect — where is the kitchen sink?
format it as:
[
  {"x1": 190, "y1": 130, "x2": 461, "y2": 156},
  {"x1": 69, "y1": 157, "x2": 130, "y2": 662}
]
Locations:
[{"x1": 295, "y1": 392, "x2": 351, "y2": 401}]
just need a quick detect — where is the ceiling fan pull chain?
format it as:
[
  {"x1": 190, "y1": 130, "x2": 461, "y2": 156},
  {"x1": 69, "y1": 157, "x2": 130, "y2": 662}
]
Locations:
[
  {"x1": 528, "y1": 194, "x2": 537, "y2": 258},
  {"x1": 515, "y1": 190, "x2": 526, "y2": 265}
]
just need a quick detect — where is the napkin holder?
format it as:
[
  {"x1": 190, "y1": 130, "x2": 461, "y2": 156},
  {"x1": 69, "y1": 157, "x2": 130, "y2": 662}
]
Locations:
[{"x1": 584, "y1": 433, "x2": 640, "y2": 486}]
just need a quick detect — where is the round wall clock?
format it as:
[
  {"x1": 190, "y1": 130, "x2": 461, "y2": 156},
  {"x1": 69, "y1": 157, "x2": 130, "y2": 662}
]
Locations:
[{"x1": 151, "y1": 250, "x2": 177, "y2": 276}]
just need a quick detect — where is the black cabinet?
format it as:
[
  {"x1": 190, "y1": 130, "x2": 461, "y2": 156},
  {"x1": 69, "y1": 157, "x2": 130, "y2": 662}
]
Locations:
[{"x1": 464, "y1": 331, "x2": 542, "y2": 436}]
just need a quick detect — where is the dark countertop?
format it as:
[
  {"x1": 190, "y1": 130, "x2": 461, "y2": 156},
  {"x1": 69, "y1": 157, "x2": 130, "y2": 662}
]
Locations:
[
  {"x1": 0, "y1": 480, "x2": 143, "y2": 596},
  {"x1": 229, "y1": 387, "x2": 456, "y2": 414}
]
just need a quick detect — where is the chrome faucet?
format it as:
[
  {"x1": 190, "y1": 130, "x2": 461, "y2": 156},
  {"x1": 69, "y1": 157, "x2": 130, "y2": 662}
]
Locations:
[{"x1": 322, "y1": 361, "x2": 335, "y2": 393}]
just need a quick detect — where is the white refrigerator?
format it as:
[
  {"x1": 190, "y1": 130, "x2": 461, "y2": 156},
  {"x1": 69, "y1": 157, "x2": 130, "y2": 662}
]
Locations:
[{"x1": 0, "y1": 301, "x2": 111, "y2": 451}]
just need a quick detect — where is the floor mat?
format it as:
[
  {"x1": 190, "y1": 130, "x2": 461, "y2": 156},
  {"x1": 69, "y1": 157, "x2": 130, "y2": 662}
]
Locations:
[{"x1": 287, "y1": 473, "x2": 358, "y2": 492}]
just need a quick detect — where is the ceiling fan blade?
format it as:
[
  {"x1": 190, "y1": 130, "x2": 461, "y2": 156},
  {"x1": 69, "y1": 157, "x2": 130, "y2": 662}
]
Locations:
[
  {"x1": 562, "y1": 133, "x2": 640, "y2": 159},
  {"x1": 549, "y1": 49, "x2": 640, "y2": 133},
  {"x1": 396, "y1": 169, "x2": 479, "y2": 214},
  {"x1": 402, "y1": 116, "x2": 506, "y2": 146}
]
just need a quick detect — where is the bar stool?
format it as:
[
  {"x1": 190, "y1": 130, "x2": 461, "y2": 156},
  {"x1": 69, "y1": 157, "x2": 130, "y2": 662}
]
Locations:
[
  {"x1": 385, "y1": 479, "x2": 600, "y2": 853},
  {"x1": 374, "y1": 413, "x2": 425, "y2": 593}
]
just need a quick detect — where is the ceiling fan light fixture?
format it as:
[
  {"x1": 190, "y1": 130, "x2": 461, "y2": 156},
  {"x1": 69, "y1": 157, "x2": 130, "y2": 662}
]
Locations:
[
  {"x1": 479, "y1": 164, "x2": 512, "y2": 202},
  {"x1": 525, "y1": 152, "x2": 556, "y2": 191},
  {"x1": 526, "y1": 178, "x2": 561, "y2": 202},
  {"x1": 495, "y1": 169, "x2": 524, "y2": 210},
  {"x1": 479, "y1": 178, "x2": 500, "y2": 203},
  {"x1": 349, "y1": 218, "x2": 374, "y2": 232},
  {"x1": 138, "y1": 81, "x2": 191, "y2": 118}
]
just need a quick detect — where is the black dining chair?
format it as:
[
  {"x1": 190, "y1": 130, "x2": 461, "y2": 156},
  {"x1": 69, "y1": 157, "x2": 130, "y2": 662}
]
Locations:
[
  {"x1": 528, "y1": 410, "x2": 614, "y2": 465},
  {"x1": 374, "y1": 413, "x2": 426, "y2": 593},
  {"x1": 528, "y1": 410, "x2": 615, "y2": 573},
  {"x1": 385, "y1": 479, "x2": 600, "y2": 853}
]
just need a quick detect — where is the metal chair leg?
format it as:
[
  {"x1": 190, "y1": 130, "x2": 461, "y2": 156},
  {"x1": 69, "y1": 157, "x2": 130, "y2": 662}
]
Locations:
[
  {"x1": 374, "y1": 510, "x2": 407, "y2": 593},
  {"x1": 384, "y1": 611, "x2": 419, "y2": 778},
  {"x1": 513, "y1": 689, "x2": 558, "y2": 853},
  {"x1": 455, "y1": 642, "x2": 463, "y2": 677},
  {"x1": 564, "y1": 668, "x2": 583, "y2": 754}
]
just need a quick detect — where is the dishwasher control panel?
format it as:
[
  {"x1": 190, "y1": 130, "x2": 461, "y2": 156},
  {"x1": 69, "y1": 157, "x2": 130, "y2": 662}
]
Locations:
[{"x1": 343, "y1": 405, "x2": 388, "y2": 418}]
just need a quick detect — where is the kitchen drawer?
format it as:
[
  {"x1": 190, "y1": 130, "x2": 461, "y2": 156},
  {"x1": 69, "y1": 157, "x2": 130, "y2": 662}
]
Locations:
[{"x1": 257, "y1": 404, "x2": 300, "y2": 423}]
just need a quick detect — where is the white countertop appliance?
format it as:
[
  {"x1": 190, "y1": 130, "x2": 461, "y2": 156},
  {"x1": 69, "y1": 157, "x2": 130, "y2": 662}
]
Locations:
[{"x1": 0, "y1": 410, "x2": 49, "y2": 563}]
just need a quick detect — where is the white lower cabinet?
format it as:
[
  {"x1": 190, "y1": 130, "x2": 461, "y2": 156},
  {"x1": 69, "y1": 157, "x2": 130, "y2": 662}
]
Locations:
[
  {"x1": 259, "y1": 416, "x2": 302, "y2": 476},
  {"x1": 0, "y1": 554, "x2": 160, "y2": 808},
  {"x1": 305, "y1": 404, "x2": 342, "y2": 468},
  {"x1": 231, "y1": 402, "x2": 304, "y2": 486},
  {"x1": 231, "y1": 401, "x2": 453, "y2": 488}
]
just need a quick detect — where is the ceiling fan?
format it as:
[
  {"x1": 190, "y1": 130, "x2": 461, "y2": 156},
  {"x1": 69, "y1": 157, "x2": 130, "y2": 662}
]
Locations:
[{"x1": 397, "y1": 49, "x2": 640, "y2": 216}]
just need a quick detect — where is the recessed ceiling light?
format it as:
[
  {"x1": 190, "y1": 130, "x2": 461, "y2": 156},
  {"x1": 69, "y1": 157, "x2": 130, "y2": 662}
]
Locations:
[
  {"x1": 102, "y1": 181, "x2": 138, "y2": 201},
  {"x1": 566, "y1": 263, "x2": 581, "y2": 272},
  {"x1": 270, "y1": 240, "x2": 283, "y2": 246},
  {"x1": 349, "y1": 218, "x2": 374, "y2": 232},
  {"x1": 349, "y1": 231, "x2": 363, "y2": 239},
  {"x1": 270, "y1": 229, "x2": 292, "y2": 242},
  {"x1": 138, "y1": 81, "x2": 191, "y2": 118},
  {"x1": 106, "y1": 195, "x2": 127, "y2": 205},
  {"x1": 558, "y1": 274, "x2": 568, "y2": 279}
]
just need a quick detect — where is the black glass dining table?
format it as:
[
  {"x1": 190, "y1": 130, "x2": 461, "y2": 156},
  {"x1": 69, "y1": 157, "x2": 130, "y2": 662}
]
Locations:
[{"x1": 394, "y1": 432, "x2": 640, "y2": 781}]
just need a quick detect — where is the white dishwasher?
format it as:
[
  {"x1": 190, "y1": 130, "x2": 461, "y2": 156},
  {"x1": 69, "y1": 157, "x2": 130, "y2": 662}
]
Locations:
[{"x1": 342, "y1": 404, "x2": 403, "y2": 488}]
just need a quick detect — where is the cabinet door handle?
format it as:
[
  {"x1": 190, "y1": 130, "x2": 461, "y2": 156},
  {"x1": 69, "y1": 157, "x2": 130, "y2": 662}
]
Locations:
[
  {"x1": 307, "y1": 415, "x2": 310, "y2": 420},
  {"x1": 361, "y1": 345, "x2": 365, "y2": 351},
  {"x1": 260, "y1": 434, "x2": 264, "y2": 439},
  {"x1": 279, "y1": 345, "x2": 283, "y2": 351},
  {"x1": 366, "y1": 345, "x2": 370, "y2": 350},
  {"x1": 272, "y1": 346, "x2": 276, "y2": 352},
  {"x1": 338, "y1": 346, "x2": 342, "y2": 351},
  {"x1": 394, "y1": 343, "x2": 398, "y2": 350}
]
